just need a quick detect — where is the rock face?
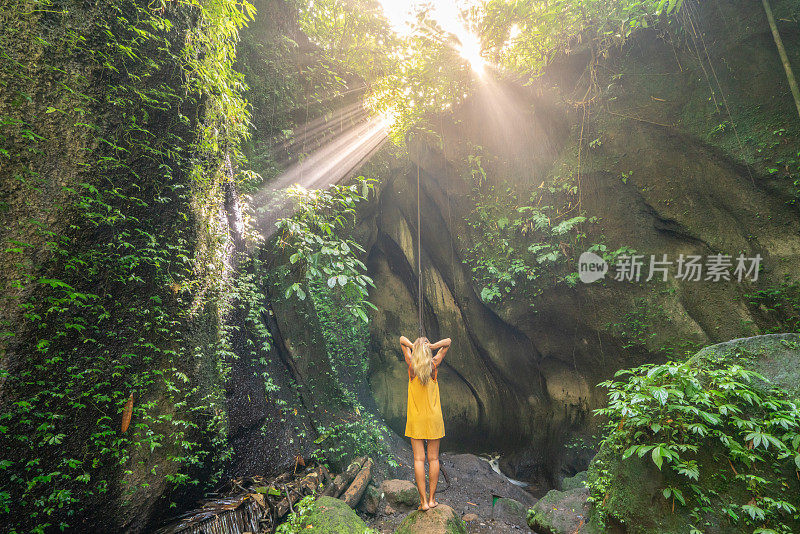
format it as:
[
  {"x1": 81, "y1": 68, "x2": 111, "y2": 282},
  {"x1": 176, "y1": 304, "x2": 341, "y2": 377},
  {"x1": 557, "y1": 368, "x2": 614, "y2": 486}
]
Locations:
[
  {"x1": 394, "y1": 504, "x2": 467, "y2": 534},
  {"x1": 0, "y1": 0, "x2": 367, "y2": 531},
  {"x1": 492, "y1": 497, "x2": 528, "y2": 528},
  {"x1": 0, "y1": 2, "x2": 248, "y2": 531},
  {"x1": 300, "y1": 496, "x2": 371, "y2": 533},
  {"x1": 365, "y1": 0, "x2": 800, "y2": 483}
]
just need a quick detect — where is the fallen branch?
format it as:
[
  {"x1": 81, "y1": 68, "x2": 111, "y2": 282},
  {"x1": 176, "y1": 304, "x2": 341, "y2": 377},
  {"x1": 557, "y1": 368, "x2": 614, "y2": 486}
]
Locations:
[
  {"x1": 158, "y1": 462, "x2": 349, "y2": 533},
  {"x1": 274, "y1": 467, "x2": 325, "y2": 519},
  {"x1": 340, "y1": 458, "x2": 373, "y2": 508},
  {"x1": 322, "y1": 456, "x2": 366, "y2": 498}
]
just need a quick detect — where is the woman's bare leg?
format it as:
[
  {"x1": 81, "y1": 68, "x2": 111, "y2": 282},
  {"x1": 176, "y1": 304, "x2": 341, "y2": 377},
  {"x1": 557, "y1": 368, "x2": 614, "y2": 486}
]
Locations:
[
  {"x1": 410, "y1": 438, "x2": 429, "y2": 510},
  {"x1": 427, "y1": 438, "x2": 440, "y2": 507}
]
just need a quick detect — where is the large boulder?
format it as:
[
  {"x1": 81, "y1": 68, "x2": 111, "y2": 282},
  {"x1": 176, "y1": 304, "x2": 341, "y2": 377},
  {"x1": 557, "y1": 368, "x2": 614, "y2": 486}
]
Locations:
[
  {"x1": 381, "y1": 479, "x2": 421, "y2": 510},
  {"x1": 561, "y1": 471, "x2": 588, "y2": 491},
  {"x1": 299, "y1": 496, "x2": 372, "y2": 533},
  {"x1": 492, "y1": 497, "x2": 528, "y2": 528},
  {"x1": 584, "y1": 334, "x2": 800, "y2": 534},
  {"x1": 527, "y1": 334, "x2": 800, "y2": 534},
  {"x1": 394, "y1": 504, "x2": 467, "y2": 534},
  {"x1": 527, "y1": 487, "x2": 598, "y2": 534}
]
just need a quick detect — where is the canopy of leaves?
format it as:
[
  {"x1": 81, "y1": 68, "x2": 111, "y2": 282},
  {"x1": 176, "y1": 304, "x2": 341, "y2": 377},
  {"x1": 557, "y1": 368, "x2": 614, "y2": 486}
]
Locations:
[
  {"x1": 297, "y1": 0, "x2": 685, "y2": 141},
  {"x1": 479, "y1": 0, "x2": 684, "y2": 74}
]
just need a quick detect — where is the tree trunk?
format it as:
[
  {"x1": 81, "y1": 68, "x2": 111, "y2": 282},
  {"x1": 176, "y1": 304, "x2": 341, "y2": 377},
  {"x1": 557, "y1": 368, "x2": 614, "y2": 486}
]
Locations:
[{"x1": 762, "y1": 0, "x2": 800, "y2": 119}]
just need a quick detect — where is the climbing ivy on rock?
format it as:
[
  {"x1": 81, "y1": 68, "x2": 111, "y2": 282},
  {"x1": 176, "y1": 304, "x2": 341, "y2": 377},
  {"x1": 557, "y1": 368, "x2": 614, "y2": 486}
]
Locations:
[
  {"x1": 273, "y1": 177, "x2": 398, "y2": 471},
  {"x1": 464, "y1": 183, "x2": 593, "y2": 304},
  {"x1": 0, "y1": 0, "x2": 253, "y2": 531},
  {"x1": 590, "y1": 349, "x2": 800, "y2": 533},
  {"x1": 459, "y1": 148, "x2": 597, "y2": 306}
]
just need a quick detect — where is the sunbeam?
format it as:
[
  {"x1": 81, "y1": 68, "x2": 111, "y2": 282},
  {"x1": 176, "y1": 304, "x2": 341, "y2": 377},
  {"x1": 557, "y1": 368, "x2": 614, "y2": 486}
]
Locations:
[{"x1": 250, "y1": 104, "x2": 388, "y2": 240}]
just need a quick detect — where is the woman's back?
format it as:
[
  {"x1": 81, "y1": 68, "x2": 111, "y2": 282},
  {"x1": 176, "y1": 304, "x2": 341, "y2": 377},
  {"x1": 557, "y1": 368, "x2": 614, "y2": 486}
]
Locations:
[
  {"x1": 405, "y1": 359, "x2": 445, "y2": 440},
  {"x1": 400, "y1": 334, "x2": 451, "y2": 511}
]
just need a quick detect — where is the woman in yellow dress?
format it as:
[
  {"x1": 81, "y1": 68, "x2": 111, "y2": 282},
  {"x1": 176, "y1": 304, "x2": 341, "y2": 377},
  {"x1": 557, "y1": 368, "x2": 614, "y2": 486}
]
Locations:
[{"x1": 399, "y1": 335, "x2": 451, "y2": 511}]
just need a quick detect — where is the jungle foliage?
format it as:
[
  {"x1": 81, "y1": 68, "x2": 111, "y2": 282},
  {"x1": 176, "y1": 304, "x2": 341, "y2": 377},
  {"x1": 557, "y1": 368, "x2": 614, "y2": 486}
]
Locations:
[
  {"x1": 277, "y1": 178, "x2": 377, "y2": 324},
  {"x1": 274, "y1": 178, "x2": 397, "y2": 470},
  {"x1": 591, "y1": 349, "x2": 800, "y2": 533},
  {"x1": 7, "y1": 0, "x2": 798, "y2": 531},
  {"x1": 0, "y1": 0, "x2": 254, "y2": 530},
  {"x1": 297, "y1": 0, "x2": 688, "y2": 140}
]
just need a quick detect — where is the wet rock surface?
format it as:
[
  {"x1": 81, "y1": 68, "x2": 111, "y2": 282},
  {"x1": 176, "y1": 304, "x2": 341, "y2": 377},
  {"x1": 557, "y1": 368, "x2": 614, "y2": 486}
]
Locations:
[
  {"x1": 493, "y1": 498, "x2": 528, "y2": 529},
  {"x1": 367, "y1": 452, "x2": 537, "y2": 533}
]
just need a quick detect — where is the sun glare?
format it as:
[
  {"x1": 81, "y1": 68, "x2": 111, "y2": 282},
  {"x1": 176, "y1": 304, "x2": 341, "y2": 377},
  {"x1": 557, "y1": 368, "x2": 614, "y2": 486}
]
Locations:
[
  {"x1": 379, "y1": 106, "x2": 399, "y2": 128},
  {"x1": 377, "y1": 0, "x2": 487, "y2": 73},
  {"x1": 456, "y1": 31, "x2": 486, "y2": 73}
]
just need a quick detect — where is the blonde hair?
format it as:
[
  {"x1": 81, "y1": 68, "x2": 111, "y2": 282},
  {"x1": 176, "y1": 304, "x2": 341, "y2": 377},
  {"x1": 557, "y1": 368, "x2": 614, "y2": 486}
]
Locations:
[{"x1": 411, "y1": 337, "x2": 434, "y2": 385}]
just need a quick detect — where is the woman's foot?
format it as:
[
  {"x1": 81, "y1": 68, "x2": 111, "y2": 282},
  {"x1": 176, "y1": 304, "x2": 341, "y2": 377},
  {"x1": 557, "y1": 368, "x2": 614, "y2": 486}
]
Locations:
[
  {"x1": 428, "y1": 500, "x2": 439, "y2": 508},
  {"x1": 418, "y1": 502, "x2": 430, "y2": 511}
]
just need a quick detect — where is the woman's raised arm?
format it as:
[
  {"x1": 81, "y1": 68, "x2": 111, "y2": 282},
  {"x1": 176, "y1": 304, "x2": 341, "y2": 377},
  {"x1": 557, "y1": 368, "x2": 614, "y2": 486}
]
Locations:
[
  {"x1": 431, "y1": 338, "x2": 451, "y2": 367},
  {"x1": 399, "y1": 335, "x2": 413, "y2": 367},
  {"x1": 429, "y1": 338, "x2": 451, "y2": 350}
]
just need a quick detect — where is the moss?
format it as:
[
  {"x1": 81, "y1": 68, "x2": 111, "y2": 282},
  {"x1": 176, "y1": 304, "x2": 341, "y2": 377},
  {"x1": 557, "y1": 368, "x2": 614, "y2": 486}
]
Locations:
[
  {"x1": 395, "y1": 489, "x2": 420, "y2": 507},
  {"x1": 394, "y1": 505, "x2": 467, "y2": 534},
  {"x1": 445, "y1": 516, "x2": 467, "y2": 534},
  {"x1": 691, "y1": 333, "x2": 800, "y2": 398},
  {"x1": 587, "y1": 444, "x2": 684, "y2": 534},
  {"x1": 527, "y1": 487, "x2": 601, "y2": 534},
  {"x1": 561, "y1": 471, "x2": 588, "y2": 491},
  {"x1": 0, "y1": 0, "x2": 253, "y2": 530},
  {"x1": 298, "y1": 496, "x2": 372, "y2": 533}
]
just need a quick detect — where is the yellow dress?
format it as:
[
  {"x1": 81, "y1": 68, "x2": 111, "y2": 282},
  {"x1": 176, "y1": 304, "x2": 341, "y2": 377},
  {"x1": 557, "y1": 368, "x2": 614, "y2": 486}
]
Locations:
[{"x1": 404, "y1": 364, "x2": 445, "y2": 440}]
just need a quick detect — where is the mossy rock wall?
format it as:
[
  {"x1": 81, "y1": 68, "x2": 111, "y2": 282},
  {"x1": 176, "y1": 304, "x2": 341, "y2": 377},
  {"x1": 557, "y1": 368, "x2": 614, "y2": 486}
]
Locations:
[
  {"x1": 586, "y1": 333, "x2": 800, "y2": 534},
  {"x1": 0, "y1": 1, "x2": 248, "y2": 530}
]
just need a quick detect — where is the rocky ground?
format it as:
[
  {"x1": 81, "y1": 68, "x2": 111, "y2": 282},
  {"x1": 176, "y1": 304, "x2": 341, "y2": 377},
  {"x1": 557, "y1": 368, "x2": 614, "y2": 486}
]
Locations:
[{"x1": 363, "y1": 452, "x2": 538, "y2": 533}]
